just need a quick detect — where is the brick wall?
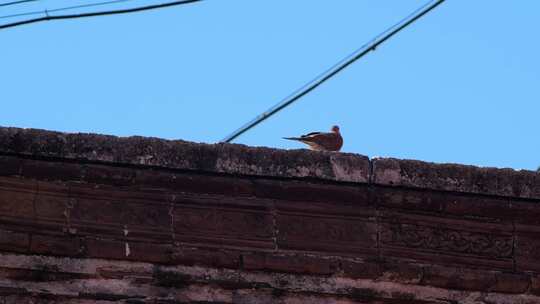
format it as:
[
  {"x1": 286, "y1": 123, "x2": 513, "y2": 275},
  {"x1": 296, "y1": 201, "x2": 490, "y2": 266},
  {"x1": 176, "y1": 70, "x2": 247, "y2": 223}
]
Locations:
[{"x1": 0, "y1": 126, "x2": 539, "y2": 303}]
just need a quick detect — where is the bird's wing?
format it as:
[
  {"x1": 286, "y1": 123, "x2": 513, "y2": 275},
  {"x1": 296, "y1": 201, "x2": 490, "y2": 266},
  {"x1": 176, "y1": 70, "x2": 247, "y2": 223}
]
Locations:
[
  {"x1": 302, "y1": 132, "x2": 343, "y2": 151},
  {"x1": 300, "y1": 132, "x2": 322, "y2": 138}
]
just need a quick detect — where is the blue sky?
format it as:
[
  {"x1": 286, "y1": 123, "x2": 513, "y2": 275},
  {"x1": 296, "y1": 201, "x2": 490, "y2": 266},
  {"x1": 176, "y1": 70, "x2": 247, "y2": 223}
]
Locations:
[{"x1": 1, "y1": 0, "x2": 539, "y2": 170}]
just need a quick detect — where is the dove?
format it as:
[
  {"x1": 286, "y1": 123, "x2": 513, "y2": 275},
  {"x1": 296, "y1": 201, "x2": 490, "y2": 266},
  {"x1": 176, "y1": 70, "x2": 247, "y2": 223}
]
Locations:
[{"x1": 283, "y1": 125, "x2": 343, "y2": 152}]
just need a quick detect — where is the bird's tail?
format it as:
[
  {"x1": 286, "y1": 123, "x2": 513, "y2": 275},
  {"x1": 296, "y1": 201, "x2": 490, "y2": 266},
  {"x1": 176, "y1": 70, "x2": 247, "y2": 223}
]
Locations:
[{"x1": 283, "y1": 137, "x2": 303, "y2": 141}]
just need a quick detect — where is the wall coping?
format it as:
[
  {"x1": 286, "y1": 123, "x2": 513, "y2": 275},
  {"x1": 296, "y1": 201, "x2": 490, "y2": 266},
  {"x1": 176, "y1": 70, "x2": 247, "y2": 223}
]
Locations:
[{"x1": 0, "y1": 126, "x2": 538, "y2": 199}]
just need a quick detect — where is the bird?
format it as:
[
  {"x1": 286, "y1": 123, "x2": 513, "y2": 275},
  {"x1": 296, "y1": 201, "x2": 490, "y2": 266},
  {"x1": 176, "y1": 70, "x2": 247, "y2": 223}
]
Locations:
[{"x1": 283, "y1": 125, "x2": 343, "y2": 152}]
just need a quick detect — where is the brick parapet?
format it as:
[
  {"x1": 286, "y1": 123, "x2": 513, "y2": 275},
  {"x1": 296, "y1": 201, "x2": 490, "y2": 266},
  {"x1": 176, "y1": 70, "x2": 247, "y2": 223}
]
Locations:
[
  {"x1": 2, "y1": 126, "x2": 539, "y2": 199},
  {"x1": 0, "y1": 126, "x2": 540, "y2": 303}
]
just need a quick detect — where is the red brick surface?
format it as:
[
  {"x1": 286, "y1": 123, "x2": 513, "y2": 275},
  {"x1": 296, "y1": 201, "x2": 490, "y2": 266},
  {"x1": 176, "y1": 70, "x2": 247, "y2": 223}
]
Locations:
[{"x1": 0, "y1": 126, "x2": 540, "y2": 302}]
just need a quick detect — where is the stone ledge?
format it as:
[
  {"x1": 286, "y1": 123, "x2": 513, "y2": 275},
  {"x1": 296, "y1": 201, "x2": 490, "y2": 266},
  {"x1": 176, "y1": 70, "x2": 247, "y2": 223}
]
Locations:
[
  {"x1": 372, "y1": 158, "x2": 540, "y2": 199},
  {"x1": 1, "y1": 126, "x2": 539, "y2": 199},
  {"x1": 0, "y1": 127, "x2": 369, "y2": 183}
]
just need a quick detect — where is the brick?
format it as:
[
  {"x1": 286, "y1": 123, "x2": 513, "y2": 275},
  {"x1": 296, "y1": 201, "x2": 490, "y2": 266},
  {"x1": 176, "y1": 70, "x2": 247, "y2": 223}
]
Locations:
[
  {"x1": 0, "y1": 156, "x2": 21, "y2": 176},
  {"x1": 270, "y1": 182, "x2": 375, "y2": 217},
  {"x1": 339, "y1": 259, "x2": 381, "y2": 280},
  {"x1": 243, "y1": 253, "x2": 339, "y2": 275},
  {"x1": 83, "y1": 164, "x2": 135, "y2": 186},
  {"x1": 0, "y1": 287, "x2": 29, "y2": 296},
  {"x1": 85, "y1": 238, "x2": 125, "y2": 260},
  {"x1": 441, "y1": 194, "x2": 510, "y2": 222},
  {"x1": 421, "y1": 265, "x2": 496, "y2": 291},
  {"x1": 174, "y1": 205, "x2": 274, "y2": 249},
  {"x1": 373, "y1": 187, "x2": 442, "y2": 213},
  {"x1": 254, "y1": 179, "x2": 370, "y2": 205},
  {"x1": 70, "y1": 197, "x2": 170, "y2": 230},
  {"x1": 35, "y1": 182, "x2": 69, "y2": 220},
  {"x1": 171, "y1": 247, "x2": 241, "y2": 269},
  {"x1": 379, "y1": 260, "x2": 423, "y2": 284},
  {"x1": 492, "y1": 272, "x2": 530, "y2": 294},
  {"x1": 0, "y1": 229, "x2": 29, "y2": 253},
  {"x1": 0, "y1": 268, "x2": 93, "y2": 282},
  {"x1": 134, "y1": 170, "x2": 255, "y2": 197},
  {"x1": 96, "y1": 265, "x2": 151, "y2": 279},
  {"x1": 30, "y1": 234, "x2": 82, "y2": 257},
  {"x1": 515, "y1": 227, "x2": 540, "y2": 272},
  {"x1": 0, "y1": 179, "x2": 35, "y2": 218},
  {"x1": 128, "y1": 242, "x2": 174, "y2": 264},
  {"x1": 531, "y1": 274, "x2": 540, "y2": 296},
  {"x1": 510, "y1": 199, "x2": 540, "y2": 225},
  {"x1": 70, "y1": 197, "x2": 125, "y2": 225},
  {"x1": 70, "y1": 182, "x2": 168, "y2": 203},
  {"x1": 381, "y1": 247, "x2": 513, "y2": 271},
  {"x1": 86, "y1": 238, "x2": 173, "y2": 263},
  {"x1": 21, "y1": 159, "x2": 82, "y2": 182},
  {"x1": 276, "y1": 213, "x2": 377, "y2": 255}
]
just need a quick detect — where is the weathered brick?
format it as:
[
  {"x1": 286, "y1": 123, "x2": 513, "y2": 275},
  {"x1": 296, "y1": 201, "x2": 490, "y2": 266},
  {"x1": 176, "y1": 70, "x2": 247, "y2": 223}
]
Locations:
[
  {"x1": 128, "y1": 242, "x2": 174, "y2": 264},
  {"x1": 243, "y1": 253, "x2": 339, "y2": 275},
  {"x1": 531, "y1": 274, "x2": 540, "y2": 296},
  {"x1": 85, "y1": 238, "x2": 125, "y2": 260},
  {"x1": 0, "y1": 287, "x2": 30, "y2": 296},
  {"x1": 70, "y1": 197, "x2": 125, "y2": 225},
  {"x1": 83, "y1": 164, "x2": 135, "y2": 186},
  {"x1": 270, "y1": 182, "x2": 375, "y2": 218},
  {"x1": 441, "y1": 194, "x2": 510, "y2": 222},
  {"x1": 70, "y1": 197, "x2": 170, "y2": 231},
  {"x1": 0, "y1": 178, "x2": 35, "y2": 218},
  {"x1": 86, "y1": 238, "x2": 173, "y2": 263},
  {"x1": 373, "y1": 187, "x2": 442, "y2": 213},
  {"x1": 35, "y1": 182, "x2": 69, "y2": 220},
  {"x1": 174, "y1": 204, "x2": 274, "y2": 249},
  {"x1": 30, "y1": 234, "x2": 82, "y2": 257},
  {"x1": 21, "y1": 159, "x2": 82, "y2": 182},
  {"x1": 379, "y1": 260, "x2": 423, "y2": 284},
  {"x1": 171, "y1": 247, "x2": 241, "y2": 269},
  {"x1": 254, "y1": 179, "x2": 370, "y2": 205},
  {"x1": 511, "y1": 199, "x2": 540, "y2": 226},
  {"x1": 0, "y1": 268, "x2": 93, "y2": 282},
  {"x1": 135, "y1": 170, "x2": 255, "y2": 197},
  {"x1": 96, "y1": 265, "x2": 151, "y2": 279},
  {"x1": 422, "y1": 265, "x2": 496, "y2": 291},
  {"x1": 0, "y1": 156, "x2": 21, "y2": 176},
  {"x1": 340, "y1": 259, "x2": 381, "y2": 280},
  {"x1": 276, "y1": 213, "x2": 377, "y2": 255},
  {"x1": 379, "y1": 211, "x2": 514, "y2": 270},
  {"x1": 515, "y1": 227, "x2": 540, "y2": 272},
  {"x1": 0, "y1": 229, "x2": 29, "y2": 253},
  {"x1": 492, "y1": 272, "x2": 530, "y2": 294}
]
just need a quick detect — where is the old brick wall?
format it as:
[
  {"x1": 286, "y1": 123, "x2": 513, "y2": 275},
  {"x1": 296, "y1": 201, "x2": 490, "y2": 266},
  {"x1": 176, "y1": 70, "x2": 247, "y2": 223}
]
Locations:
[{"x1": 0, "y1": 126, "x2": 539, "y2": 303}]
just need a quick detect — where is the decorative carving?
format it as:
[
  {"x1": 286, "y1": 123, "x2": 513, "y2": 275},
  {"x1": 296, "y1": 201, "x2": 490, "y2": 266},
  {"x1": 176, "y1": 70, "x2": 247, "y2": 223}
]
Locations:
[
  {"x1": 174, "y1": 207, "x2": 272, "y2": 238},
  {"x1": 381, "y1": 223, "x2": 512, "y2": 258}
]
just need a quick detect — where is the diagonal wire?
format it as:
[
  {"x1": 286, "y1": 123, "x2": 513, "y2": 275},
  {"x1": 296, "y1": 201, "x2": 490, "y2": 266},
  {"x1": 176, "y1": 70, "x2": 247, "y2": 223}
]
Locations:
[
  {"x1": 0, "y1": 0, "x2": 202, "y2": 29},
  {"x1": 0, "y1": 0, "x2": 38, "y2": 7},
  {"x1": 221, "y1": 0, "x2": 446, "y2": 143},
  {"x1": 0, "y1": 0, "x2": 129, "y2": 19}
]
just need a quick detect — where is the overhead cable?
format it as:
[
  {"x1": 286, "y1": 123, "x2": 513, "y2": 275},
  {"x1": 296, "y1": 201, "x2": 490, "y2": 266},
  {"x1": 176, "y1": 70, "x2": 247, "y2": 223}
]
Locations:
[
  {"x1": 0, "y1": 0, "x2": 129, "y2": 19},
  {"x1": 0, "y1": 0, "x2": 38, "y2": 7},
  {"x1": 221, "y1": 0, "x2": 446, "y2": 143},
  {"x1": 0, "y1": 0, "x2": 203, "y2": 30}
]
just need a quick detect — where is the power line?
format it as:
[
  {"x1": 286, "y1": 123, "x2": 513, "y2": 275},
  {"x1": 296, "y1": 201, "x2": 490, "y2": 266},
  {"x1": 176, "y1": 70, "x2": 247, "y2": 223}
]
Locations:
[
  {"x1": 221, "y1": 0, "x2": 446, "y2": 143},
  {"x1": 0, "y1": 0, "x2": 129, "y2": 20},
  {"x1": 0, "y1": 0, "x2": 203, "y2": 30},
  {"x1": 0, "y1": 0, "x2": 37, "y2": 7}
]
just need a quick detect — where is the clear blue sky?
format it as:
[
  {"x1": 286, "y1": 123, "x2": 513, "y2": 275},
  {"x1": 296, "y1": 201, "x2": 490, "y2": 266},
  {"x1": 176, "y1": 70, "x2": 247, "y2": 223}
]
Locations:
[{"x1": 1, "y1": 1, "x2": 539, "y2": 170}]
